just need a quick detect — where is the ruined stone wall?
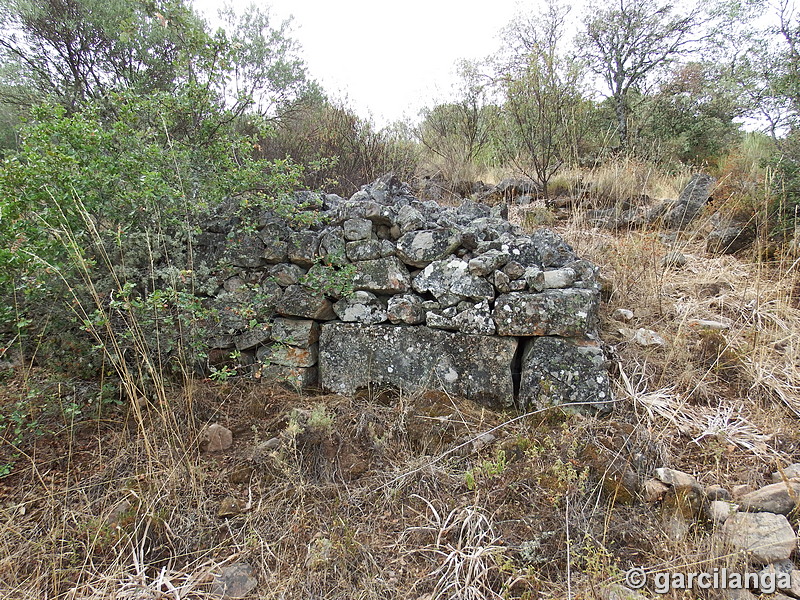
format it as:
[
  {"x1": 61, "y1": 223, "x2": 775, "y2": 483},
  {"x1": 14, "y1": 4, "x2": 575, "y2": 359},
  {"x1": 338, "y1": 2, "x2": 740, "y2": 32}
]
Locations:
[{"x1": 198, "y1": 176, "x2": 612, "y2": 414}]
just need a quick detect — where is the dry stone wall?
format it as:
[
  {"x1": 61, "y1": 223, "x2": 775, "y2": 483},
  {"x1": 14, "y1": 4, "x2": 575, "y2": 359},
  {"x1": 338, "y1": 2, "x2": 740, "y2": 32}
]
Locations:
[{"x1": 200, "y1": 175, "x2": 612, "y2": 414}]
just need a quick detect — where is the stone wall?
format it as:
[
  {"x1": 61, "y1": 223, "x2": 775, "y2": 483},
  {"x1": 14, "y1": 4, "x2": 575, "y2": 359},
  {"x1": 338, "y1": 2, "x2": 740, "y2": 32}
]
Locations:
[{"x1": 200, "y1": 175, "x2": 612, "y2": 414}]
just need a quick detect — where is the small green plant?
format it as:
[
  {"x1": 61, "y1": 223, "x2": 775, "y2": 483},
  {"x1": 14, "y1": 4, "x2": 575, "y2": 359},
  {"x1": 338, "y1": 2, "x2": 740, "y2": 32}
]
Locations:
[
  {"x1": 465, "y1": 449, "x2": 508, "y2": 490},
  {"x1": 301, "y1": 254, "x2": 356, "y2": 298},
  {"x1": 307, "y1": 404, "x2": 335, "y2": 430},
  {"x1": 209, "y1": 365, "x2": 236, "y2": 382}
]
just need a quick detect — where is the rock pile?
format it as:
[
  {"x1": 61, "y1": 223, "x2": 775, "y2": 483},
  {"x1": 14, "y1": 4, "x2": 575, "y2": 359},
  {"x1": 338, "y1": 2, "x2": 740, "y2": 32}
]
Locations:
[{"x1": 200, "y1": 175, "x2": 611, "y2": 413}]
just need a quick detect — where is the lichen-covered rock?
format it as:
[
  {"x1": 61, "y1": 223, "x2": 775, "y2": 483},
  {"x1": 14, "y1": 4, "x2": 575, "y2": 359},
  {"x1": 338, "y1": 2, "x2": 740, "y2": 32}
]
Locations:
[
  {"x1": 352, "y1": 257, "x2": 411, "y2": 293},
  {"x1": 524, "y1": 266, "x2": 545, "y2": 292},
  {"x1": 343, "y1": 218, "x2": 374, "y2": 241},
  {"x1": 387, "y1": 294, "x2": 426, "y2": 325},
  {"x1": 318, "y1": 227, "x2": 347, "y2": 263},
  {"x1": 235, "y1": 324, "x2": 272, "y2": 351},
  {"x1": 345, "y1": 239, "x2": 383, "y2": 261},
  {"x1": 453, "y1": 300, "x2": 496, "y2": 335},
  {"x1": 493, "y1": 289, "x2": 599, "y2": 337},
  {"x1": 707, "y1": 224, "x2": 755, "y2": 254},
  {"x1": 269, "y1": 263, "x2": 306, "y2": 287},
  {"x1": 529, "y1": 229, "x2": 577, "y2": 267},
  {"x1": 226, "y1": 234, "x2": 266, "y2": 268},
  {"x1": 426, "y1": 306, "x2": 459, "y2": 331},
  {"x1": 257, "y1": 343, "x2": 318, "y2": 367},
  {"x1": 468, "y1": 249, "x2": 510, "y2": 277},
  {"x1": 333, "y1": 291, "x2": 388, "y2": 324},
  {"x1": 396, "y1": 229, "x2": 462, "y2": 268},
  {"x1": 518, "y1": 337, "x2": 611, "y2": 414},
  {"x1": 272, "y1": 318, "x2": 319, "y2": 348},
  {"x1": 287, "y1": 231, "x2": 320, "y2": 267},
  {"x1": 319, "y1": 323, "x2": 518, "y2": 408},
  {"x1": 258, "y1": 222, "x2": 289, "y2": 264},
  {"x1": 413, "y1": 257, "x2": 495, "y2": 303},
  {"x1": 256, "y1": 364, "x2": 318, "y2": 388},
  {"x1": 275, "y1": 285, "x2": 336, "y2": 320},
  {"x1": 396, "y1": 205, "x2": 426, "y2": 233},
  {"x1": 543, "y1": 267, "x2": 577, "y2": 289}
]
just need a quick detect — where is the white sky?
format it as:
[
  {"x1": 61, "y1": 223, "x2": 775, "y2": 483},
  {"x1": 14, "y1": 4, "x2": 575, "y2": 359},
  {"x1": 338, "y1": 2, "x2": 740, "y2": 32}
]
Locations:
[{"x1": 194, "y1": 0, "x2": 526, "y2": 128}]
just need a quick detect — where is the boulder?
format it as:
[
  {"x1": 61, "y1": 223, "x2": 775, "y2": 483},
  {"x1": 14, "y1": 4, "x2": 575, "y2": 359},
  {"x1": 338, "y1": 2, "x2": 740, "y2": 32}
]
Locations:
[
  {"x1": 737, "y1": 482, "x2": 800, "y2": 515},
  {"x1": 211, "y1": 562, "x2": 258, "y2": 599},
  {"x1": 721, "y1": 512, "x2": 797, "y2": 564},
  {"x1": 663, "y1": 173, "x2": 716, "y2": 230},
  {"x1": 395, "y1": 229, "x2": 462, "y2": 268},
  {"x1": 707, "y1": 224, "x2": 756, "y2": 254},
  {"x1": 518, "y1": 336, "x2": 611, "y2": 414},
  {"x1": 493, "y1": 289, "x2": 599, "y2": 337},
  {"x1": 318, "y1": 323, "x2": 518, "y2": 408}
]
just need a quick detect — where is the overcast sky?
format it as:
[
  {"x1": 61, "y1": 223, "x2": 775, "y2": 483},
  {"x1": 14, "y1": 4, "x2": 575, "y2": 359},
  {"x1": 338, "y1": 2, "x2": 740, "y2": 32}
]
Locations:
[{"x1": 194, "y1": 0, "x2": 526, "y2": 127}]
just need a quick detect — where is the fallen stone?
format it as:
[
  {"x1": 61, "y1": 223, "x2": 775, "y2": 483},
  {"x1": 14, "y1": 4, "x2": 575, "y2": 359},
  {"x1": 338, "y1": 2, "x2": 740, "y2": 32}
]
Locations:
[
  {"x1": 654, "y1": 468, "x2": 701, "y2": 491},
  {"x1": 318, "y1": 323, "x2": 517, "y2": 408},
  {"x1": 721, "y1": 511, "x2": 797, "y2": 564},
  {"x1": 386, "y1": 294, "x2": 426, "y2": 325},
  {"x1": 493, "y1": 289, "x2": 599, "y2": 337},
  {"x1": 352, "y1": 257, "x2": 412, "y2": 294},
  {"x1": 706, "y1": 484, "x2": 732, "y2": 501},
  {"x1": 634, "y1": 328, "x2": 667, "y2": 347},
  {"x1": 663, "y1": 173, "x2": 716, "y2": 230},
  {"x1": 396, "y1": 229, "x2": 462, "y2": 268},
  {"x1": 737, "y1": 482, "x2": 800, "y2": 515},
  {"x1": 503, "y1": 260, "x2": 526, "y2": 280},
  {"x1": 275, "y1": 285, "x2": 336, "y2": 320},
  {"x1": 202, "y1": 424, "x2": 233, "y2": 452},
  {"x1": 601, "y1": 584, "x2": 649, "y2": 600},
  {"x1": 333, "y1": 291, "x2": 388, "y2": 324},
  {"x1": 612, "y1": 308, "x2": 634, "y2": 322},
  {"x1": 528, "y1": 229, "x2": 576, "y2": 267},
  {"x1": 454, "y1": 300, "x2": 496, "y2": 335},
  {"x1": 318, "y1": 227, "x2": 346, "y2": 263},
  {"x1": 211, "y1": 562, "x2": 258, "y2": 599},
  {"x1": 759, "y1": 561, "x2": 800, "y2": 597},
  {"x1": 494, "y1": 270, "x2": 511, "y2": 293},
  {"x1": 733, "y1": 484, "x2": 756, "y2": 499},
  {"x1": 661, "y1": 251, "x2": 687, "y2": 268},
  {"x1": 706, "y1": 500, "x2": 739, "y2": 524},
  {"x1": 687, "y1": 318, "x2": 730, "y2": 330},
  {"x1": 642, "y1": 479, "x2": 670, "y2": 502},
  {"x1": 271, "y1": 318, "x2": 320, "y2": 348},
  {"x1": 707, "y1": 224, "x2": 755, "y2": 254},
  {"x1": 226, "y1": 234, "x2": 266, "y2": 268},
  {"x1": 518, "y1": 336, "x2": 611, "y2": 414},
  {"x1": 772, "y1": 464, "x2": 800, "y2": 483}
]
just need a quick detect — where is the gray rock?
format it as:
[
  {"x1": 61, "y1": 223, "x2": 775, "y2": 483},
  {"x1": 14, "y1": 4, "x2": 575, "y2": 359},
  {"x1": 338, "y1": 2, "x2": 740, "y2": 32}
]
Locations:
[
  {"x1": 202, "y1": 423, "x2": 233, "y2": 452},
  {"x1": 345, "y1": 239, "x2": 383, "y2": 261},
  {"x1": 272, "y1": 318, "x2": 320, "y2": 348},
  {"x1": 661, "y1": 251, "x2": 687, "y2": 268},
  {"x1": 426, "y1": 306, "x2": 459, "y2": 331},
  {"x1": 216, "y1": 497, "x2": 244, "y2": 519},
  {"x1": 706, "y1": 484, "x2": 732, "y2": 501},
  {"x1": 396, "y1": 205, "x2": 426, "y2": 233},
  {"x1": 396, "y1": 229, "x2": 462, "y2": 268},
  {"x1": 318, "y1": 227, "x2": 347, "y2": 263},
  {"x1": 508, "y1": 279, "x2": 527, "y2": 291},
  {"x1": 772, "y1": 464, "x2": 800, "y2": 483},
  {"x1": 518, "y1": 337, "x2": 611, "y2": 414},
  {"x1": 258, "y1": 222, "x2": 289, "y2": 264},
  {"x1": 343, "y1": 218, "x2": 374, "y2": 241},
  {"x1": 663, "y1": 173, "x2": 716, "y2": 230},
  {"x1": 503, "y1": 260, "x2": 526, "y2": 280},
  {"x1": 453, "y1": 300, "x2": 496, "y2": 335},
  {"x1": 226, "y1": 234, "x2": 266, "y2": 268},
  {"x1": 493, "y1": 290, "x2": 599, "y2": 337},
  {"x1": 318, "y1": 323, "x2": 518, "y2": 408},
  {"x1": 257, "y1": 343, "x2": 318, "y2": 368},
  {"x1": 352, "y1": 257, "x2": 412, "y2": 294},
  {"x1": 543, "y1": 267, "x2": 577, "y2": 289},
  {"x1": 707, "y1": 224, "x2": 756, "y2": 254},
  {"x1": 257, "y1": 364, "x2": 318, "y2": 388},
  {"x1": 235, "y1": 325, "x2": 272, "y2": 351},
  {"x1": 379, "y1": 239, "x2": 396, "y2": 257},
  {"x1": 333, "y1": 291, "x2": 388, "y2": 324},
  {"x1": 413, "y1": 257, "x2": 495, "y2": 303},
  {"x1": 654, "y1": 467, "x2": 701, "y2": 491},
  {"x1": 211, "y1": 562, "x2": 258, "y2": 599},
  {"x1": 529, "y1": 229, "x2": 576, "y2": 267},
  {"x1": 269, "y1": 263, "x2": 306, "y2": 287},
  {"x1": 721, "y1": 512, "x2": 797, "y2": 564},
  {"x1": 387, "y1": 294, "x2": 426, "y2": 325},
  {"x1": 737, "y1": 482, "x2": 800, "y2": 515},
  {"x1": 634, "y1": 328, "x2": 667, "y2": 347},
  {"x1": 523, "y1": 266, "x2": 545, "y2": 292},
  {"x1": 612, "y1": 308, "x2": 635, "y2": 322},
  {"x1": 494, "y1": 270, "x2": 511, "y2": 293},
  {"x1": 706, "y1": 500, "x2": 739, "y2": 524},
  {"x1": 275, "y1": 285, "x2": 336, "y2": 320},
  {"x1": 287, "y1": 231, "x2": 320, "y2": 267},
  {"x1": 468, "y1": 249, "x2": 510, "y2": 277}
]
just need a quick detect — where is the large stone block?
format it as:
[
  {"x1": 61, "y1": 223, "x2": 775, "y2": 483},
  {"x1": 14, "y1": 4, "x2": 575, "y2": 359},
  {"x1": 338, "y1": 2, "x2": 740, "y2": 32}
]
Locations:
[
  {"x1": 395, "y1": 229, "x2": 462, "y2": 268},
  {"x1": 493, "y1": 289, "x2": 599, "y2": 336},
  {"x1": 352, "y1": 257, "x2": 411, "y2": 294},
  {"x1": 318, "y1": 323, "x2": 518, "y2": 408},
  {"x1": 518, "y1": 337, "x2": 611, "y2": 414}
]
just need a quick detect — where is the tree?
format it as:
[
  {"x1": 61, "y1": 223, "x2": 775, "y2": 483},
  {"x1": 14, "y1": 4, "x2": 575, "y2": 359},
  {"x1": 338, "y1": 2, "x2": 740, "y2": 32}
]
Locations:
[
  {"x1": 496, "y1": 1, "x2": 588, "y2": 196},
  {"x1": 577, "y1": 0, "x2": 707, "y2": 150},
  {"x1": 417, "y1": 60, "x2": 496, "y2": 183}
]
